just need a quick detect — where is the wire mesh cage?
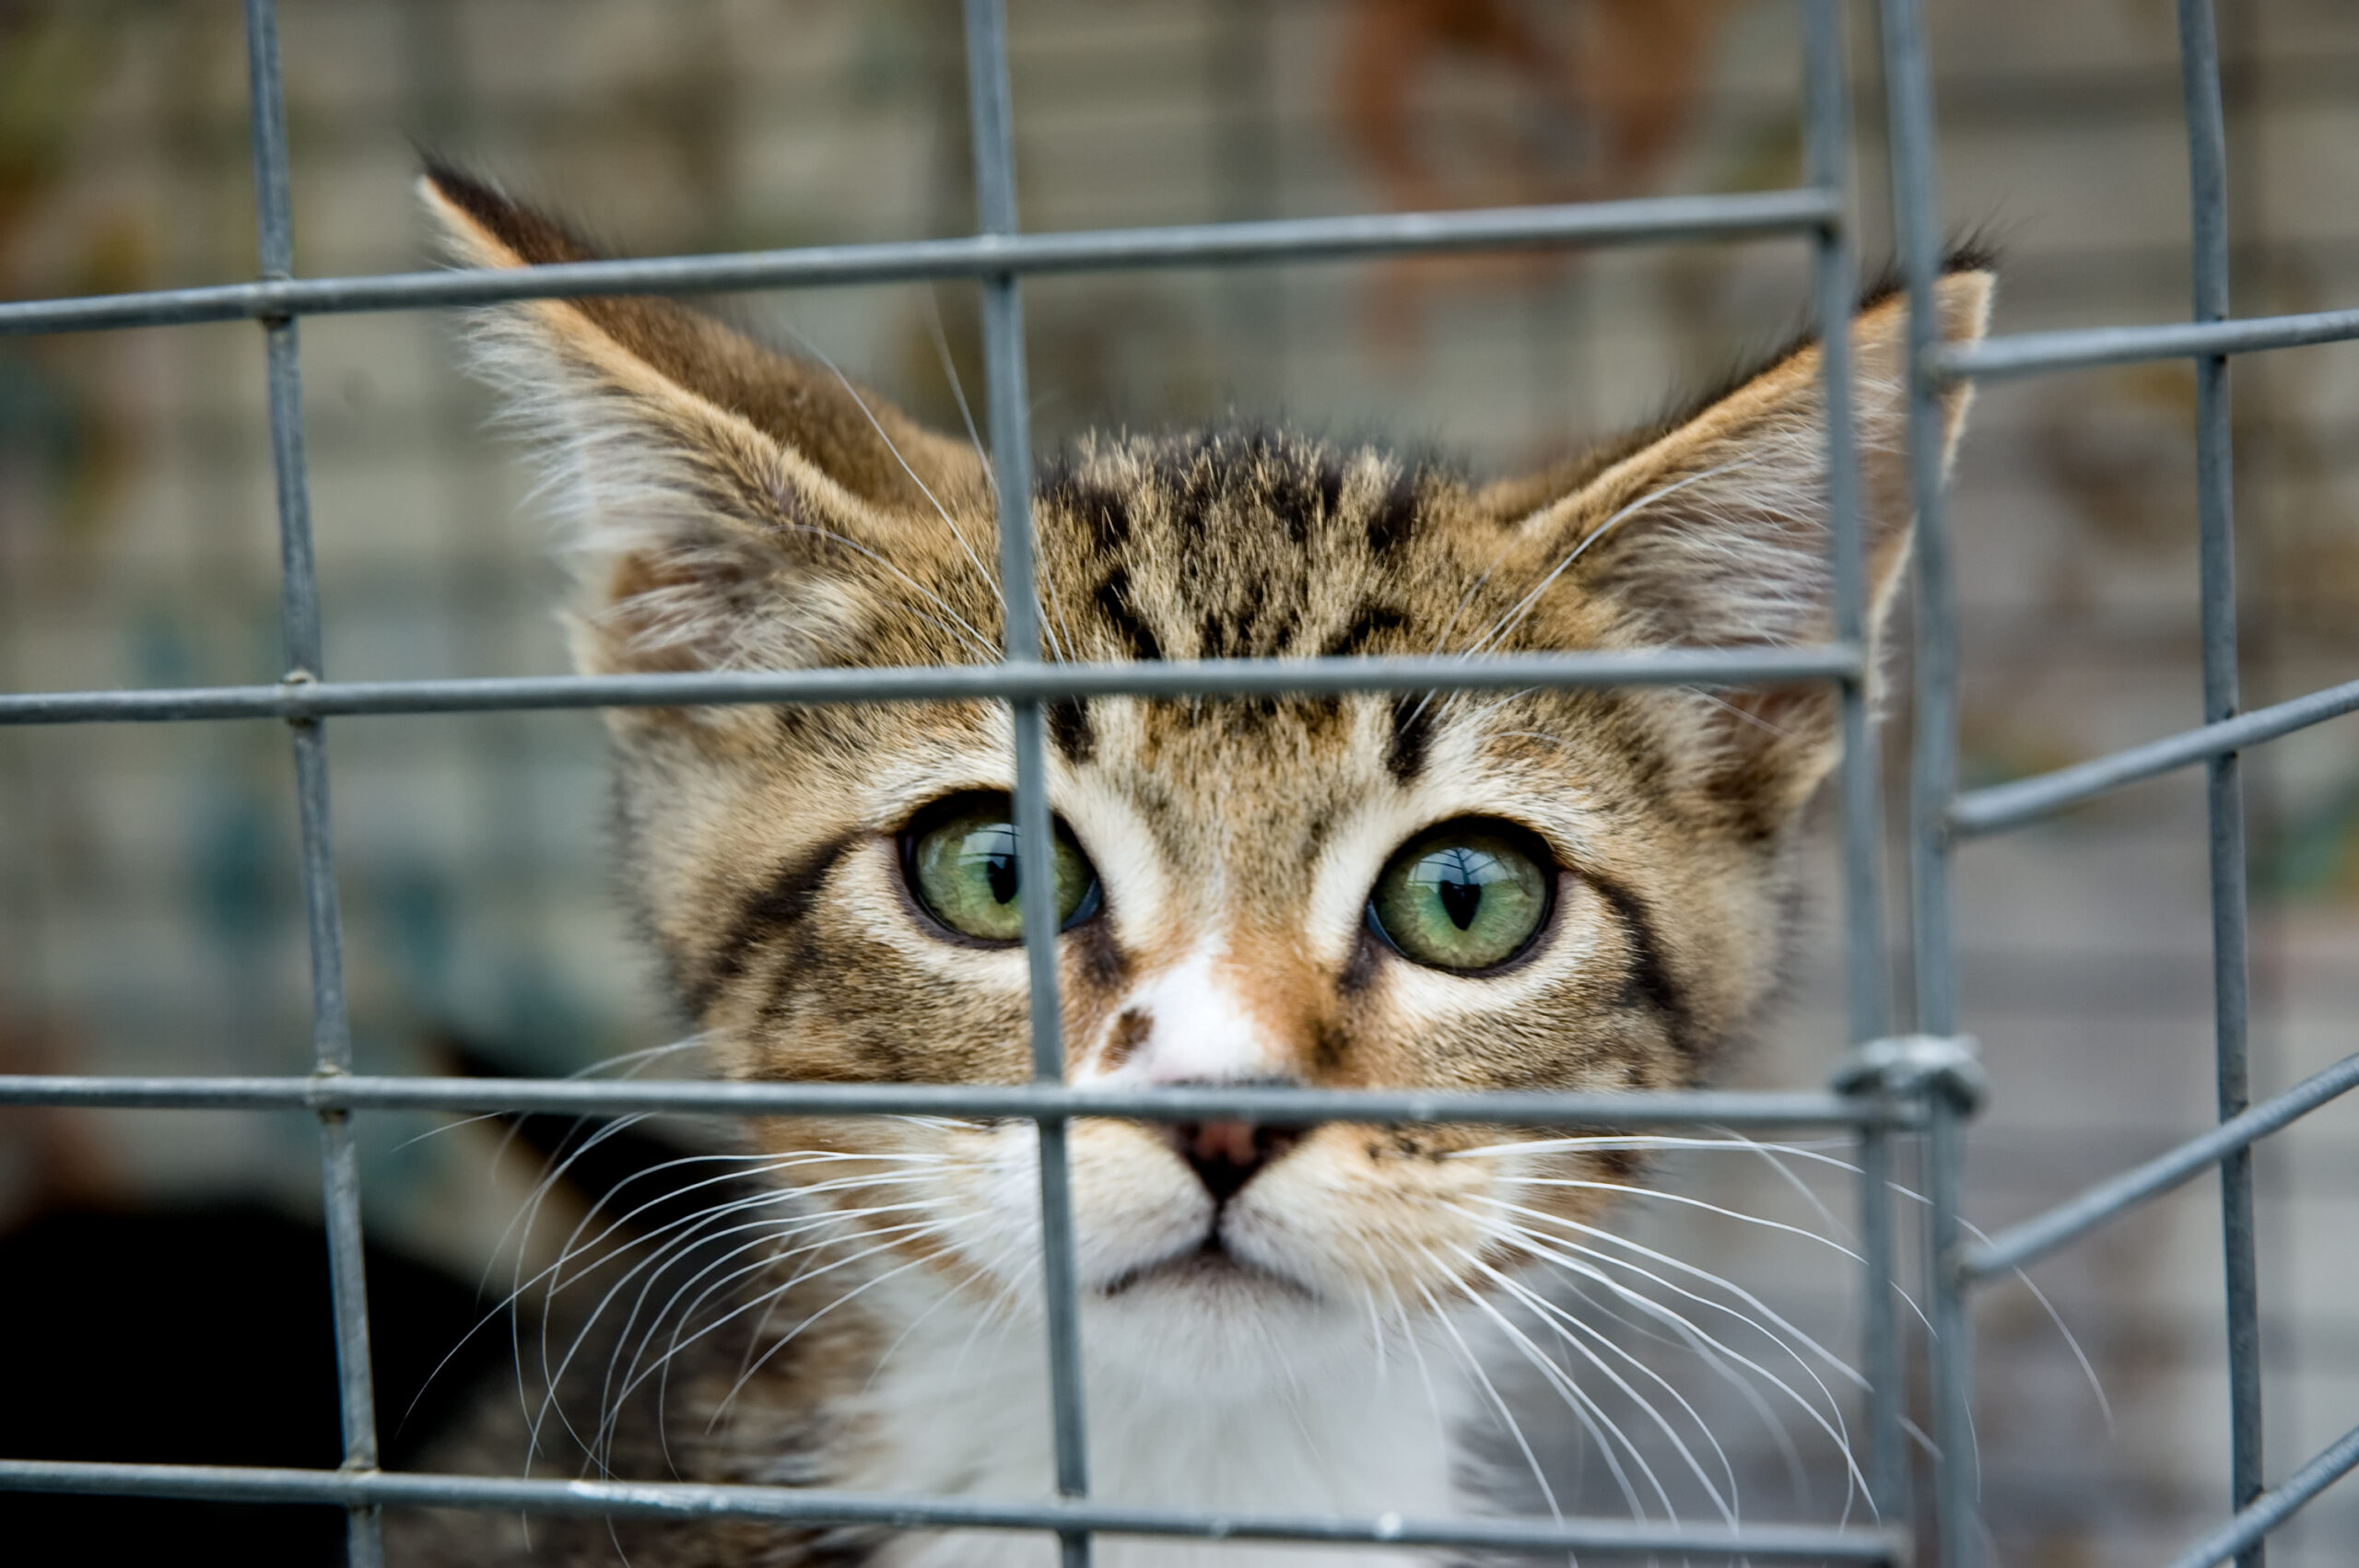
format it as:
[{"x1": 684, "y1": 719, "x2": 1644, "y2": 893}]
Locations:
[{"x1": 1, "y1": 1, "x2": 2355, "y2": 1564}]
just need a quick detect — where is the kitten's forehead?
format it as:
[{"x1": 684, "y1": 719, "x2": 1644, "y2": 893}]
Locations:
[
  {"x1": 1010, "y1": 430, "x2": 1623, "y2": 909},
  {"x1": 1035, "y1": 428, "x2": 1456, "y2": 668}
]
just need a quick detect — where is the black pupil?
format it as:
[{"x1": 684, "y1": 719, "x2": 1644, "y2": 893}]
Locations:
[
  {"x1": 981, "y1": 841, "x2": 1018, "y2": 905},
  {"x1": 1435, "y1": 854, "x2": 1483, "y2": 930}
]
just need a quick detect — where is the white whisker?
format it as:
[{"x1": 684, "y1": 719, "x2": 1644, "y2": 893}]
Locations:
[
  {"x1": 1386, "y1": 1286, "x2": 1452, "y2": 1462},
  {"x1": 771, "y1": 521, "x2": 1000, "y2": 661},
  {"x1": 1548, "y1": 1267, "x2": 1816, "y2": 1508},
  {"x1": 1434, "y1": 1254, "x2": 1686, "y2": 1529},
  {"x1": 1506, "y1": 1176, "x2": 1876, "y2": 1273},
  {"x1": 597, "y1": 1214, "x2": 949, "y2": 1469},
  {"x1": 702, "y1": 1240, "x2": 959, "y2": 1427},
  {"x1": 1455, "y1": 1202, "x2": 1873, "y2": 1515},
  {"x1": 1469, "y1": 454, "x2": 1765, "y2": 661},
  {"x1": 920, "y1": 287, "x2": 989, "y2": 474},
  {"x1": 1466, "y1": 1249, "x2": 1740, "y2": 1527},
  {"x1": 1415, "y1": 1277, "x2": 1570, "y2": 1526},
  {"x1": 770, "y1": 316, "x2": 1008, "y2": 625},
  {"x1": 534, "y1": 1186, "x2": 925, "y2": 1463},
  {"x1": 1474, "y1": 1195, "x2": 1872, "y2": 1387}
]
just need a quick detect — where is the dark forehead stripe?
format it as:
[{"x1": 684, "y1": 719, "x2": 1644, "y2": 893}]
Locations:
[
  {"x1": 1317, "y1": 460, "x2": 1344, "y2": 521},
  {"x1": 1039, "y1": 467, "x2": 1132, "y2": 553},
  {"x1": 687, "y1": 834, "x2": 857, "y2": 1017},
  {"x1": 1090, "y1": 567, "x2": 1163, "y2": 661},
  {"x1": 1047, "y1": 696, "x2": 1095, "y2": 764},
  {"x1": 1365, "y1": 469, "x2": 1418, "y2": 556},
  {"x1": 1263, "y1": 451, "x2": 1344, "y2": 544},
  {"x1": 1386, "y1": 692, "x2": 1436, "y2": 782},
  {"x1": 1053, "y1": 431, "x2": 1437, "y2": 673},
  {"x1": 1322, "y1": 602, "x2": 1408, "y2": 659},
  {"x1": 1584, "y1": 871, "x2": 1701, "y2": 1070}
]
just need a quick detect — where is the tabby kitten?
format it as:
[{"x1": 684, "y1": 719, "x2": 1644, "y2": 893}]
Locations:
[{"x1": 402, "y1": 168, "x2": 1989, "y2": 1567}]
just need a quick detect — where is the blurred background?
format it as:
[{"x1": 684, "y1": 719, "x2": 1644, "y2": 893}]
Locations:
[{"x1": 2, "y1": 0, "x2": 2356, "y2": 1562}]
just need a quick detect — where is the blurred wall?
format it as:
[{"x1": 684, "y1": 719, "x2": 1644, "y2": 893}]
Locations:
[{"x1": 2, "y1": 1, "x2": 2356, "y2": 1562}]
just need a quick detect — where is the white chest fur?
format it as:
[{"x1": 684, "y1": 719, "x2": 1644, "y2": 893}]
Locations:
[{"x1": 838, "y1": 1292, "x2": 1473, "y2": 1568}]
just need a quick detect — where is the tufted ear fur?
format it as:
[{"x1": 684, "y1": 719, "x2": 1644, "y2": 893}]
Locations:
[
  {"x1": 1491, "y1": 261, "x2": 1994, "y2": 826},
  {"x1": 418, "y1": 167, "x2": 992, "y2": 708}
]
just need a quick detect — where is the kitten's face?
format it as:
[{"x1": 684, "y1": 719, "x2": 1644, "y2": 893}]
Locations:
[{"x1": 425, "y1": 170, "x2": 1989, "y2": 1387}]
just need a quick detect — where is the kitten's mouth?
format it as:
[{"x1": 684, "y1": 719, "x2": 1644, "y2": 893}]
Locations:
[{"x1": 1096, "y1": 1235, "x2": 1313, "y2": 1302}]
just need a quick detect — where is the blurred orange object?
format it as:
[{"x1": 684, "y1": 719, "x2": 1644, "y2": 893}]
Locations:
[{"x1": 1338, "y1": 0, "x2": 1741, "y2": 348}]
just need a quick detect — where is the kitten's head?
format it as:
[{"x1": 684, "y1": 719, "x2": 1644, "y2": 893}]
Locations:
[{"x1": 425, "y1": 170, "x2": 1989, "y2": 1390}]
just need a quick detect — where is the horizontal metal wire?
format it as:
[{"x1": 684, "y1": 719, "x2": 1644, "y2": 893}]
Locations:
[
  {"x1": 0, "y1": 1073, "x2": 1905, "y2": 1128},
  {"x1": 0, "y1": 189, "x2": 1837, "y2": 337},
  {"x1": 1940, "y1": 301, "x2": 2359, "y2": 380},
  {"x1": 1948, "y1": 671, "x2": 2359, "y2": 837},
  {"x1": 1960, "y1": 1049, "x2": 2359, "y2": 1281},
  {"x1": 0, "y1": 645, "x2": 1861, "y2": 727},
  {"x1": 0, "y1": 1459, "x2": 1901, "y2": 1560},
  {"x1": 2158, "y1": 1418, "x2": 2359, "y2": 1568}
]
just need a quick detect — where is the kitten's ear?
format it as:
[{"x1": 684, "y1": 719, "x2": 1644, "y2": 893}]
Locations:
[
  {"x1": 1495, "y1": 261, "x2": 1994, "y2": 825},
  {"x1": 418, "y1": 166, "x2": 990, "y2": 694}
]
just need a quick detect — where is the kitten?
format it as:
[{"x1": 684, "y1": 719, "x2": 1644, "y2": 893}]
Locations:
[{"x1": 394, "y1": 167, "x2": 1989, "y2": 1568}]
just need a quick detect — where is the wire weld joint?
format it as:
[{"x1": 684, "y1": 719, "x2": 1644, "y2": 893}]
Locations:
[{"x1": 1830, "y1": 1034, "x2": 1987, "y2": 1113}]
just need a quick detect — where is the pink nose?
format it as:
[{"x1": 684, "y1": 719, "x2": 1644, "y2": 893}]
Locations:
[{"x1": 1168, "y1": 1119, "x2": 1300, "y2": 1203}]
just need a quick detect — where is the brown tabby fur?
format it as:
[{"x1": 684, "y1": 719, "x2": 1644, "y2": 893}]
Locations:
[{"x1": 390, "y1": 167, "x2": 1990, "y2": 1567}]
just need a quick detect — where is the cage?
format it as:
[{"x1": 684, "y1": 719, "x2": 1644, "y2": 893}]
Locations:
[{"x1": 1, "y1": 1, "x2": 2356, "y2": 1564}]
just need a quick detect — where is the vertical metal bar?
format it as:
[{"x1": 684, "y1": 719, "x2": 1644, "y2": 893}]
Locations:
[
  {"x1": 961, "y1": 5, "x2": 1091, "y2": 1564},
  {"x1": 1807, "y1": 0, "x2": 1881, "y2": 1057},
  {"x1": 1857, "y1": 1122, "x2": 1903, "y2": 1518},
  {"x1": 1925, "y1": 1087, "x2": 1975, "y2": 1566},
  {"x1": 2176, "y1": 5, "x2": 2263, "y2": 1562},
  {"x1": 1803, "y1": 0, "x2": 1905, "y2": 1527},
  {"x1": 1880, "y1": 0, "x2": 1955, "y2": 1045},
  {"x1": 1877, "y1": 0, "x2": 1972, "y2": 1561},
  {"x1": 242, "y1": 4, "x2": 381, "y2": 1564}
]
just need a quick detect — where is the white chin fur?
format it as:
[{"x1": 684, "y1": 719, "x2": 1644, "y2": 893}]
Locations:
[{"x1": 851, "y1": 1270, "x2": 1472, "y2": 1568}]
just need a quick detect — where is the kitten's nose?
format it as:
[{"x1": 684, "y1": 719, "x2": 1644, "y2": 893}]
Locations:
[{"x1": 1168, "y1": 1120, "x2": 1299, "y2": 1204}]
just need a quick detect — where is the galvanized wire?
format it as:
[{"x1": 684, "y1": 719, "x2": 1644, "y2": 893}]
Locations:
[
  {"x1": 241, "y1": 2, "x2": 382, "y2": 1564},
  {"x1": 1962, "y1": 1050, "x2": 2359, "y2": 1282},
  {"x1": 3, "y1": 1, "x2": 2357, "y2": 1562},
  {"x1": 957, "y1": 5, "x2": 1093, "y2": 1561},
  {"x1": 0, "y1": 1073, "x2": 1906, "y2": 1126},
  {"x1": 1801, "y1": 0, "x2": 1907, "y2": 1530},
  {"x1": 0, "y1": 191, "x2": 1841, "y2": 336},
  {"x1": 2173, "y1": 5, "x2": 2267, "y2": 1559},
  {"x1": 1947, "y1": 673, "x2": 2359, "y2": 836},
  {"x1": 0, "y1": 1458, "x2": 1907, "y2": 1561},
  {"x1": 0, "y1": 647, "x2": 1865, "y2": 726},
  {"x1": 2160, "y1": 1422, "x2": 2359, "y2": 1568},
  {"x1": 1872, "y1": 2, "x2": 1983, "y2": 1562}
]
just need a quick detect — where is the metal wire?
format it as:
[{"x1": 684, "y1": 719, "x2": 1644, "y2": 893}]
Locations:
[
  {"x1": 0, "y1": 1458, "x2": 1908, "y2": 1561},
  {"x1": 0, "y1": 646, "x2": 1865, "y2": 726},
  {"x1": 1802, "y1": 0, "x2": 1907, "y2": 1531},
  {"x1": 1962, "y1": 1050, "x2": 2359, "y2": 1282},
  {"x1": 0, "y1": 192, "x2": 1839, "y2": 336},
  {"x1": 1872, "y1": 4, "x2": 1983, "y2": 1562},
  {"x1": 0, "y1": 1074, "x2": 1907, "y2": 1125},
  {"x1": 241, "y1": 3, "x2": 381, "y2": 1564},
  {"x1": 2161, "y1": 1422, "x2": 2359, "y2": 1568},
  {"x1": 1947, "y1": 673, "x2": 2359, "y2": 836},
  {"x1": 2173, "y1": 6, "x2": 2266, "y2": 1560},
  {"x1": 1942, "y1": 306, "x2": 2359, "y2": 380},
  {"x1": 4, "y1": 1, "x2": 2357, "y2": 1562},
  {"x1": 957, "y1": 6, "x2": 1092, "y2": 1560}
]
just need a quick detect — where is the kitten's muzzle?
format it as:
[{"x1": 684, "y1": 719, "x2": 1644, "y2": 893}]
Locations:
[{"x1": 1166, "y1": 1118, "x2": 1300, "y2": 1203}]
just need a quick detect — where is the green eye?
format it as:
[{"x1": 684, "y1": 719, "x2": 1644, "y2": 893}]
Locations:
[
  {"x1": 1368, "y1": 821, "x2": 1554, "y2": 972},
  {"x1": 903, "y1": 796, "x2": 1101, "y2": 943}
]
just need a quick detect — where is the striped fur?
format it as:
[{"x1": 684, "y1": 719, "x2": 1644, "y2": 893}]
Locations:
[{"x1": 399, "y1": 168, "x2": 1990, "y2": 1568}]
